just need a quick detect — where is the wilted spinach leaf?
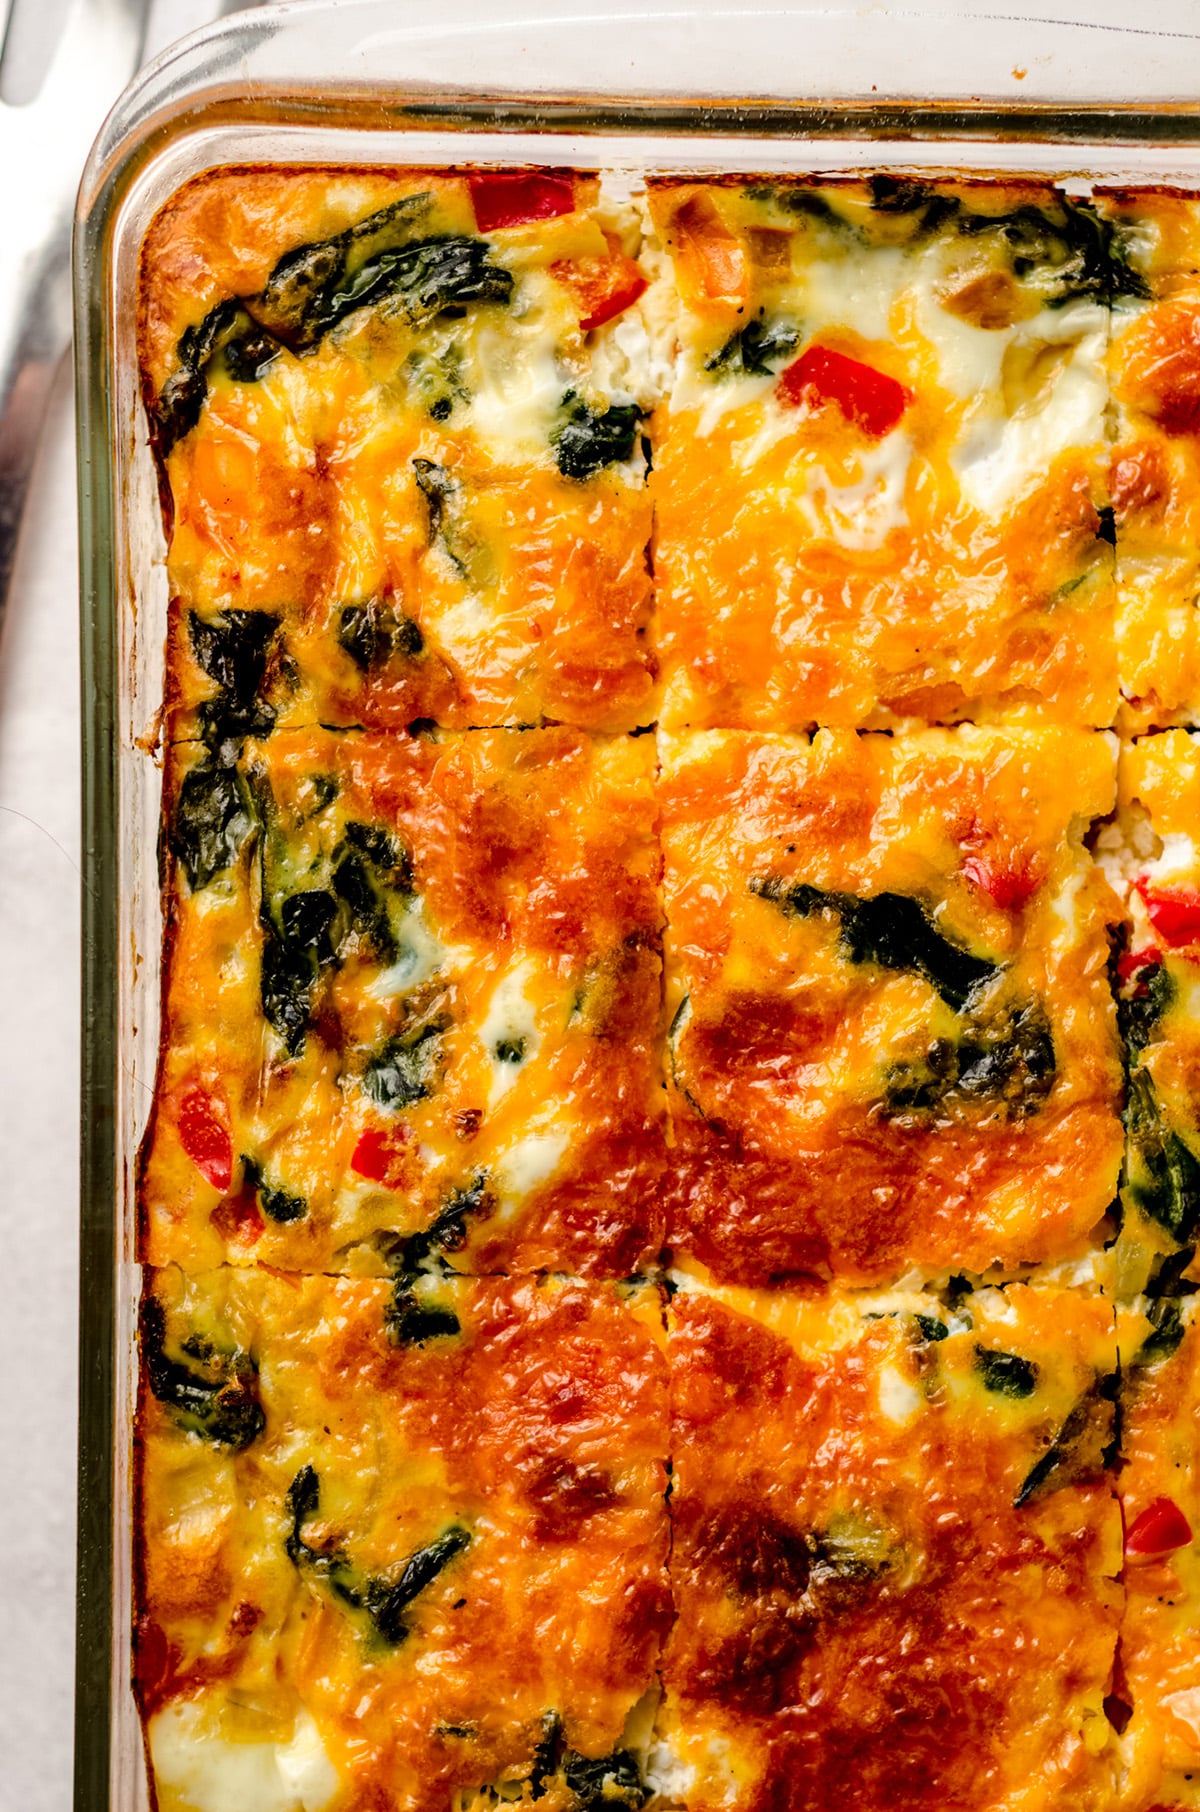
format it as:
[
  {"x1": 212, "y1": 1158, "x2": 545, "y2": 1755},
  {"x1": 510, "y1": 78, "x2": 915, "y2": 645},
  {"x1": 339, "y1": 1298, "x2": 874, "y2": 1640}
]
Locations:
[
  {"x1": 188, "y1": 608, "x2": 281, "y2": 741},
  {"x1": 169, "y1": 746, "x2": 255, "y2": 893},
  {"x1": 554, "y1": 395, "x2": 642, "y2": 481},
  {"x1": 751, "y1": 876, "x2": 1001, "y2": 1012},
  {"x1": 284, "y1": 1463, "x2": 470, "y2": 1643},
  {"x1": 1119, "y1": 960, "x2": 1174, "y2": 1060},
  {"x1": 363, "y1": 1018, "x2": 448, "y2": 1111},
  {"x1": 142, "y1": 1296, "x2": 265, "y2": 1450},
  {"x1": 338, "y1": 598, "x2": 423, "y2": 672},
  {"x1": 382, "y1": 1176, "x2": 494, "y2": 1346},
  {"x1": 974, "y1": 1344, "x2": 1038, "y2": 1398},
  {"x1": 882, "y1": 998, "x2": 1055, "y2": 1121},
  {"x1": 241, "y1": 1157, "x2": 306, "y2": 1223},
  {"x1": 1125, "y1": 1066, "x2": 1200, "y2": 1243},
  {"x1": 706, "y1": 316, "x2": 800, "y2": 377}
]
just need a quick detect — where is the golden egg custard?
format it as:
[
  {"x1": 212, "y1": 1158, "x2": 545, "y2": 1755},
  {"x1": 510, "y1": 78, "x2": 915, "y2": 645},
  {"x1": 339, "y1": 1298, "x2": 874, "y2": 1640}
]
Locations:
[
  {"x1": 140, "y1": 167, "x2": 658, "y2": 738},
  {"x1": 645, "y1": 177, "x2": 1123, "y2": 733},
  {"x1": 1100, "y1": 190, "x2": 1200, "y2": 734},
  {"x1": 139, "y1": 726, "x2": 665, "y2": 1277},
  {"x1": 659, "y1": 724, "x2": 1124, "y2": 1285},
  {"x1": 136, "y1": 1266, "x2": 670, "y2": 1812},
  {"x1": 659, "y1": 1275, "x2": 1122, "y2": 1812}
]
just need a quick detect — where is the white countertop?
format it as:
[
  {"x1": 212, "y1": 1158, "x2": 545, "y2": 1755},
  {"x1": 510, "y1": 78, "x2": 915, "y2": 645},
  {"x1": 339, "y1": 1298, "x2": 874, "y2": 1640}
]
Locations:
[{"x1": 1, "y1": 1, "x2": 1198, "y2": 1805}]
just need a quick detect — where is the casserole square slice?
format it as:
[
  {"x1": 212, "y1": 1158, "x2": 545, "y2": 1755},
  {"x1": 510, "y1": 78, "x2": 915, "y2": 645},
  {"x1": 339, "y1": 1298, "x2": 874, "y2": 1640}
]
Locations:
[
  {"x1": 139, "y1": 167, "x2": 659, "y2": 737},
  {"x1": 136, "y1": 1266, "x2": 670, "y2": 1812},
  {"x1": 656, "y1": 1275, "x2": 1121, "y2": 1812},
  {"x1": 659, "y1": 724, "x2": 1123, "y2": 1284},
  {"x1": 645, "y1": 176, "x2": 1119, "y2": 732},
  {"x1": 140, "y1": 726, "x2": 665, "y2": 1276},
  {"x1": 1099, "y1": 189, "x2": 1200, "y2": 732}
]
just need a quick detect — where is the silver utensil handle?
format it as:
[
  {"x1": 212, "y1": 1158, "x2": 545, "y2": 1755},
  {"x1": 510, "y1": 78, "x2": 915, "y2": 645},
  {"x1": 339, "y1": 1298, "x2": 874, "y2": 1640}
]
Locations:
[{"x1": 0, "y1": 210, "x2": 73, "y2": 618}]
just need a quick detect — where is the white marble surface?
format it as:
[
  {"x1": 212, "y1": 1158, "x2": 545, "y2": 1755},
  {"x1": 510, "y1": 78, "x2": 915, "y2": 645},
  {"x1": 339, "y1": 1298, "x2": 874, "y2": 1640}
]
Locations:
[{"x1": 2, "y1": 1, "x2": 1200, "y2": 1808}]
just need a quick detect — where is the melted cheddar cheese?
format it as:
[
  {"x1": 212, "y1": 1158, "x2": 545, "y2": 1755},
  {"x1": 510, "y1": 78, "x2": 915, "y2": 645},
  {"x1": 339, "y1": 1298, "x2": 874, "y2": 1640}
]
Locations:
[
  {"x1": 645, "y1": 178, "x2": 1119, "y2": 732},
  {"x1": 659, "y1": 725, "x2": 1124, "y2": 1283},
  {"x1": 137, "y1": 1267, "x2": 670, "y2": 1812},
  {"x1": 660, "y1": 1276, "x2": 1122, "y2": 1812}
]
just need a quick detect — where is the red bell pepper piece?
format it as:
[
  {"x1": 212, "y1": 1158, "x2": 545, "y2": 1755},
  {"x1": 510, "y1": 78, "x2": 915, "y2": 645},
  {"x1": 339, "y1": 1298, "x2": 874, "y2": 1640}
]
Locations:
[
  {"x1": 1126, "y1": 1496, "x2": 1194, "y2": 1557},
  {"x1": 351, "y1": 1124, "x2": 409, "y2": 1185},
  {"x1": 178, "y1": 1086, "x2": 232, "y2": 1191},
  {"x1": 552, "y1": 247, "x2": 648, "y2": 331},
  {"x1": 1117, "y1": 944, "x2": 1162, "y2": 987},
  {"x1": 1135, "y1": 879, "x2": 1200, "y2": 945},
  {"x1": 468, "y1": 171, "x2": 575, "y2": 233},
  {"x1": 961, "y1": 854, "x2": 1038, "y2": 912},
  {"x1": 779, "y1": 344, "x2": 912, "y2": 438}
]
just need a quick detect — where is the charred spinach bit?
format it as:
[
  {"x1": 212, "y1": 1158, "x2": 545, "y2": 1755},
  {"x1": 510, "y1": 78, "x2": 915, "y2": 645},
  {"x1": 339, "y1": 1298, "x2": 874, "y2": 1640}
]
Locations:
[
  {"x1": 1014, "y1": 1373, "x2": 1117, "y2": 1507},
  {"x1": 284, "y1": 1464, "x2": 470, "y2": 1643},
  {"x1": 1126, "y1": 1249, "x2": 1198, "y2": 1367},
  {"x1": 954, "y1": 196, "x2": 1150, "y2": 307},
  {"x1": 1095, "y1": 504, "x2": 1117, "y2": 546},
  {"x1": 383, "y1": 1176, "x2": 494, "y2": 1346},
  {"x1": 241, "y1": 1157, "x2": 306, "y2": 1223},
  {"x1": 188, "y1": 608, "x2": 282, "y2": 741},
  {"x1": 142, "y1": 1297, "x2": 265, "y2": 1451},
  {"x1": 502, "y1": 1717, "x2": 648, "y2": 1812},
  {"x1": 411, "y1": 457, "x2": 469, "y2": 577},
  {"x1": 494, "y1": 1037, "x2": 526, "y2": 1064},
  {"x1": 554, "y1": 394, "x2": 642, "y2": 481},
  {"x1": 331, "y1": 820, "x2": 412, "y2": 965},
  {"x1": 751, "y1": 876, "x2": 1000, "y2": 1012},
  {"x1": 1125, "y1": 1067, "x2": 1200, "y2": 1244},
  {"x1": 260, "y1": 888, "x2": 338, "y2": 1056},
  {"x1": 1119, "y1": 960, "x2": 1174, "y2": 1060},
  {"x1": 866, "y1": 176, "x2": 959, "y2": 236},
  {"x1": 154, "y1": 299, "x2": 282, "y2": 455},
  {"x1": 914, "y1": 1313, "x2": 949, "y2": 1343},
  {"x1": 562, "y1": 1751, "x2": 649, "y2": 1812},
  {"x1": 338, "y1": 598, "x2": 424, "y2": 672},
  {"x1": 974, "y1": 1344, "x2": 1038, "y2": 1399},
  {"x1": 881, "y1": 998, "x2": 1056, "y2": 1122},
  {"x1": 706, "y1": 315, "x2": 800, "y2": 377},
  {"x1": 363, "y1": 1016, "x2": 449, "y2": 1111},
  {"x1": 169, "y1": 742, "x2": 254, "y2": 892}
]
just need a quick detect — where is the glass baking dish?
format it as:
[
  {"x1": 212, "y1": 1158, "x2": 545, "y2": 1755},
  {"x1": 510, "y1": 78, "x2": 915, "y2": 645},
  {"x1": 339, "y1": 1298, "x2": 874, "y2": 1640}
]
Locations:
[{"x1": 73, "y1": 2, "x2": 1200, "y2": 1805}]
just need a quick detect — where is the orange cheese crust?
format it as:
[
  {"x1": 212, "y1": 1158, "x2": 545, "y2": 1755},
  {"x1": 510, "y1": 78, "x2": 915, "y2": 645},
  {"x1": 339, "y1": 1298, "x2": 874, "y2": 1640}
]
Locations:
[
  {"x1": 140, "y1": 167, "x2": 657, "y2": 737},
  {"x1": 1116, "y1": 1295, "x2": 1200, "y2": 1812},
  {"x1": 136, "y1": 1267, "x2": 670, "y2": 1812},
  {"x1": 662, "y1": 1277, "x2": 1122, "y2": 1812},
  {"x1": 140, "y1": 727, "x2": 665, "y2": 1276},
  {"x1": 1100, "y1": 191, "x2": 1200, "y2": 735},
  {"x1": 660, "y1": 726, "x2": 1124, "y2": 1284},
  {"x1": 646, "y1": 178, "x2": 1117, "y2": 732}
]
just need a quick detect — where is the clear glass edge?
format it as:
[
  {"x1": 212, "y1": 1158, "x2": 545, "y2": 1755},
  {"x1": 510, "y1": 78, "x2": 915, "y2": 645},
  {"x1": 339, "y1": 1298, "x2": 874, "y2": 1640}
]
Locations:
[{"x1": 72, "y1": 3, "x2": 1200, "y2": 1809}]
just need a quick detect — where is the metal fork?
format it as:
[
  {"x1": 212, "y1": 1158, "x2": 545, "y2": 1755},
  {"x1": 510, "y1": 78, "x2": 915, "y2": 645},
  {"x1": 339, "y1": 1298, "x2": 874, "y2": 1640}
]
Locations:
[{"x1": 0, "y1": 0, "x2": 149, "y2": 619}]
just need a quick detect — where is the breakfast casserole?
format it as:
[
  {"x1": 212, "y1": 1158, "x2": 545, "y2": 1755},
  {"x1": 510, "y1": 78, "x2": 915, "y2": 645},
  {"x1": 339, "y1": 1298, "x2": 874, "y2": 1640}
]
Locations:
[{"x1": 135, "y1": 165, "x2": 1200, "y2": 1811}]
